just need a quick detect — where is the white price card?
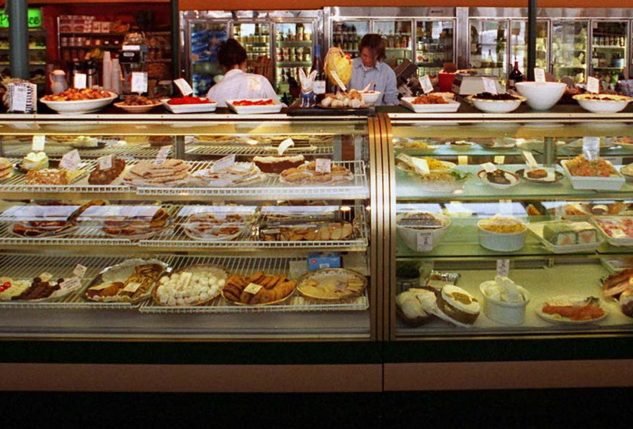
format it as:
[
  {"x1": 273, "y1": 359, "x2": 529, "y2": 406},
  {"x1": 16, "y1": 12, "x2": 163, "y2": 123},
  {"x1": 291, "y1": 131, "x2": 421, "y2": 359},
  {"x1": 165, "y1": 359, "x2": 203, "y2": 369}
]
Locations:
[
  {"x1": 155, "y1": 146, "x2": 171, "y2": 165},
  {"x1": 59, "y1": 149, "x2": 81, "y2": 171},
  {"x1": 73, "y1": 264, "x2": 87, "y2": 279},
  {"x1": 244, "y1": 283, "x2": 263, "y2": 294},
  {"x1": 587, "y1": 76, "x2": 600, "y2": 94},
  {"x1": 10, "y1": 85, "x2": 28, "y2": 112},
  {"x1": 98, "y1": 155, "x2": 113, "y2": 171},
  {"x1": 416, "y1": 158, "x2": 430, "y2": 175},
  {"x1": 315, "y1": 158, "x2": 332, "y2": 173},
  {"x1": 522, "y1": 150, "x2": 538, "y2": 168},
  {"x1": 173, "y1": 78, "x2": 193, "y2": 96},
  {"x1": 210, "y1": 154, "x2": 236, "y2": 173},
  {"x1": 421, "y1": 75, "x2": 434, "y2": 94},
  {"x1": 534, "y1": 68, "x2": 546, "y2": 83},
  {"x1": 416, "y1": 231, "x2": 434, "y2": 252},
  {"x1": 496, "y1": 259, "x2": 510, "y2": 277},
  {"x1": 481, "y1": 162, "x2": 497, "y2": 173},
  {"x1": 60, "y1": 277, "x2": 81, "y2": 291},
  {"x1": 482, "y1": 77, "x2": 498, "y2": 94},
  {"x1": 73, "y1": 73, "x2": 87, "y2": 89},
  {"x1": 32, "y1": 135, "x2": 45, "y2": 152},
  {"x1": 313, "y1": 80, "x2": 326, "y2": 95},
  {"x1": 131, "y1": 72, "x2": 148, "y2": 94},
  {"x1": 582, "y1": 136, "x2": 600, "y2": 161},
  {"x1": 277, "y1": 138, "x2": 295, "y2": 155}
]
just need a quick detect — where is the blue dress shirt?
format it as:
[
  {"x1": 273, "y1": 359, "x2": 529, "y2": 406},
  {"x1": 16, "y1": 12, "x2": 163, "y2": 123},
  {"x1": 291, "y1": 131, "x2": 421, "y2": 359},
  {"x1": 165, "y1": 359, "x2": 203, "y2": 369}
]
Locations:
[{"x1": 349, "y1": 57, "x2": 399, "y2": 106}]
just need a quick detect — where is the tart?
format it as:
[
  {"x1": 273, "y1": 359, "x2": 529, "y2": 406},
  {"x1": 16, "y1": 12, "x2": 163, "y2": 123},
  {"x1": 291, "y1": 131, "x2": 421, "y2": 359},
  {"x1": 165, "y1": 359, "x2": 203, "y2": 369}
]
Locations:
[
  {"x1": 297, "y1": 268, "x2": 367, "y2": 301},
  {"x1": 279, "y1": 161, "x2": 353, "y2": 185},
  {"x1": 88, "y1": 157, "x2": 126, "y2": 185},
  {"x1": 222, "y1": 272, "x2": 296, "y2": 305},
  {"x1": 253, "y1": 155, "x2": 305, "y2": 174},
  {"x1": 437, "y1": 285, "x2": 480, "y2": 325}
]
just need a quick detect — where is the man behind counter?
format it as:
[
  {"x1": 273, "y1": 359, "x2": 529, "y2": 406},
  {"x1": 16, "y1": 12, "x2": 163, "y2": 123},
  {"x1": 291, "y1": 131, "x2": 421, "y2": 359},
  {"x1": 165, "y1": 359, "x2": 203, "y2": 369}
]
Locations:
[{"x1": 349, "y1": 34, "x2": 399, "y2": 106}]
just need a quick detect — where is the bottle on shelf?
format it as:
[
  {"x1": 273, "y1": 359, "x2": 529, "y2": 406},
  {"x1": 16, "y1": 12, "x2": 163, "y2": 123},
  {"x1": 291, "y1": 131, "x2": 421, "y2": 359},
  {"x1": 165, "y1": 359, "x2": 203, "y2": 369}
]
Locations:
[{"x1": 508, "y1": 60, "x2": 523, "y2": 90}]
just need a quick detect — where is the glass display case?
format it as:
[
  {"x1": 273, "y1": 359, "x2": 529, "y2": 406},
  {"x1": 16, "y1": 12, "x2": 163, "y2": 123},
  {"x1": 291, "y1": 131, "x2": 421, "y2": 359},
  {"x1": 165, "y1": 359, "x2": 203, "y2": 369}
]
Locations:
[
  {"x1": 468, "y1": 19, "x2": 508, "y2": 80},
  {"x1": 0, "y1": 115, "x2": 378, "y2": 341},
  {"x1": 386, "y1": 114, "x2": 633, "y2": 340},
  {"x1": 552, "y1": 20, "x2": 589, "y2": 83}
]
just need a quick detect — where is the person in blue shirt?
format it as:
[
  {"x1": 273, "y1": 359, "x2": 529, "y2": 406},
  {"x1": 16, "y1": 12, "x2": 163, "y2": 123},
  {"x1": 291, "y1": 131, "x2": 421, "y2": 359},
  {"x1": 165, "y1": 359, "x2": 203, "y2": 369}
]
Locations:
[{"x1": 349, "y1": 34, "x2": 399, "y2": 106}]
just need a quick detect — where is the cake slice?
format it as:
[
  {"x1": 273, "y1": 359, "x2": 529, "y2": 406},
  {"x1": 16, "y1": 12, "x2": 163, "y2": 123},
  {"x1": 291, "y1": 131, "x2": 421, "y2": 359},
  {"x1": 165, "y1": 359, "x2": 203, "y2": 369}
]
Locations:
[
  {"x1": 253, "y1": 155, "x2": 305, "y2": 174},
  {"x1": 570, "y1": 222, "x2": 598, "y2": 244},
  {"x1": 543, "y1": 222, "x2": 576, "y2": 246}
]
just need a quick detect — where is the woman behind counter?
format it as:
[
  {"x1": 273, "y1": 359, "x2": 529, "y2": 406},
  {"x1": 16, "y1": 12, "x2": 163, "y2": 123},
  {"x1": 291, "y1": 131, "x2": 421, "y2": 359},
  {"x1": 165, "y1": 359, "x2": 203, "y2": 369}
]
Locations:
[
  {"x1": 349, "y1": 34, "x2": 399, "y2": 106},
  {"x1": 207, "y1": 38, "x2": 279, "y2": 107}
]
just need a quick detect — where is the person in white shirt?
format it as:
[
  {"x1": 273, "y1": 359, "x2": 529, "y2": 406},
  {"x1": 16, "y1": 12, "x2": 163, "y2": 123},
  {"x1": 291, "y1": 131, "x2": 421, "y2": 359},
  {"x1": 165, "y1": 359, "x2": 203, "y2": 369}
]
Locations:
[
  {"x1": 349, "y1": 34, "x2": 399, "y2": 106},
  {"x1": 206, "y1": 38, "x2": 279, "y2": 107}
]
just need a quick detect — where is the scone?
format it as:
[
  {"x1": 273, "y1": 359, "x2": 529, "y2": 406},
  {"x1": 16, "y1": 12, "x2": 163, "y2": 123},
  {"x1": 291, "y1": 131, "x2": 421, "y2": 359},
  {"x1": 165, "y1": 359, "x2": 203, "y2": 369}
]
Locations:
[{"x1": 437, "y1": 285, "x2": 480, "y2": 325}]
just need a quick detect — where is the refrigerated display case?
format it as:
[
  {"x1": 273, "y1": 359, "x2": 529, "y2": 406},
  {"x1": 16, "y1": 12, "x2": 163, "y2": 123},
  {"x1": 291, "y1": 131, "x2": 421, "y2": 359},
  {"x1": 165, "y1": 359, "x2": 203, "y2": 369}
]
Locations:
[
  {"x1": 551, "y1": 19, "x2": 589, "y2": 83},
  {"x1": 331, "y1": 20, "x2": 369, "y2": 58},
  {"x1": 509, "y1": 19, "x2": 549, "y2": 72},
  {"x1": 0, "y1": 114, "x2": 380, "y2": 342},
  {"x1": 468, "y1": 19, "x2": 508, "y2": 79},
  {"x1": 373, "y1": 20, "x2": 413, "y2": 67},
  {"x1": 415, "y1": 19, "x2": 455, "y2": 77},
  {"x1": 591, "y1": 20, "x2": 628, "y2": 89},
  {"x1": 0, "y1": 8, "x2": 46, "y2": 85}
]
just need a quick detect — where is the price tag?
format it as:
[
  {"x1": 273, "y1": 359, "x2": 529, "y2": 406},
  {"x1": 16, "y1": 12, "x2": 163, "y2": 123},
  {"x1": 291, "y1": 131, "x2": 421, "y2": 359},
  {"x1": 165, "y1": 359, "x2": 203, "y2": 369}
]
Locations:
[
  {"x1": 32, "y1": 135, "x2": 45, "y2": 152},
  {"x1": 416, "y1": 231, "x2": 434, "y2": 252},
  {"x1": 131, "y1": 72, "x2": 148, "y2": 94},
  {"x1": 313, "y1": 79, "x2": 326, "y2": 95},
  {"x1": 210, "y1": 154, "x2": 236, "y2": 173},
  {"x1": 587, "y1": 76, "x2": 600, "y2": 94},
  {"x1": 496, "y1": 259, "x2": 510, "y2": 277},
  {"x1": 481, "y1": 162, "x2": 497, "y2": 173},
  {"x1": 155, "y1": 146, "x2": 171, "y2": 165},
  {"x1": 416, "y1": 158, "x2": 430, "y2": 175},
  {"x1": 421, "y1": 75, "x2": 434, "y2": 94},
  {"x1": 277, "y1": 138, "x2": 295, "y2": 155},
  {"x1": 244, "y1": 283, "x2": 263, "y2": 294},
  {"x1": 60, "y1": 277, "x2": 81, "y2": 291},
  {"x1": 522, "y1": 151, "x2": 538, "y2": 168},
  {"x1": 534, "y1": 68, "x2": 546, "y2": 83},
  {"x1": 59, "y1": 149, "x2": 81, "y2": 171},
  {"x1": 73, "y1": 73, "x2": 87, "y2": 89},
  {"x1": 315, "y1": 158, "x2": 332, "y2": 173},
  {"x1": 122, "y1": 281, "x2": 142, "y2": 293},
  {"x1": 457, "y1": 155, "x2": 468, "y2": 166},
  {"x1": 98, "y1": 155, "x2": 113, "y2": 170},
  {"x1": 482, "y1": 78, "x2": 498, "y2": 94},
  {"x1": 10, "y1": 85, "x2": 28, "y2": 112},
  {"x1": 173, "y1": 78, "x2": 193, "y2": 96},
  {"x1": 73, "y1": 264, "x2": 87, "y2": 279},
  {"x1": 582, "y1": 136, "x2": 600, "y2": 161}
]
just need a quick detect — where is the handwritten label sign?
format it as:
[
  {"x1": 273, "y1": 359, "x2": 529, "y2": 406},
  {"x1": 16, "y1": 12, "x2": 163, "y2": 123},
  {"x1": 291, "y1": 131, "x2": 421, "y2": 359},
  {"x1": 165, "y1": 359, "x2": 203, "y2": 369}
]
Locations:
[
  {"x1": 73, "y1": 264, "x2": 87, "y2": 278},
  {"x1": 496, "y1": 259, "x2": 510, "y2": 277},
  {"x1": 587, "y1": 76, "x2": 600, "y2": 94},
  {"x1": 210, "y1": 154, "x2": 236, "y2": 173},
  {"x1": 173, "y1": 78, "x2": 193, "y2": 96},
  {"x1": 59, "y1": 149, "x2": 81, "y2": 171},
  {"x1": 277, "y1": 138, "x2": 295, "y2": 155},
  {"x1": 73, "y1": 73, "x2": 87, "y2": 89},
  {"x1": 60, "y1": 277, "x2": 81, "y2": 291},
  {"x1": 98, "y1": 155, "x2": 113, "y2": 171},
  {"x1": 534, "y1": 68, "x2": 546, "y2": 83},
  {"x1": 582, "y1": 136, "x2": 600, "y2": 161},
  {"x1": 10, "y1": 85, "x2": 28, "y2": 112},
  {"x1": 131, "y1": 72, "x2": 148, "y2": 94},
  {"x1": 421, "y1": 75, "x2": 434, "y2": 94},
  {"x1": 481, "y1": 162, "x2": 497, "y2": 173},
  {"x1": 32, "y1": 135, "x2": 45, "y2": 152},
  {"x1": 155, "y1": 146, "x2": 171, "y2": 165},
  {"x1": 315, "y1": 158, "x2": 332, "y2": 173},
  {"x1": 522, "y1": 150, "x2": 538, "y2": 168},
  {"x1": 244, "y1": 283, "x2": 263, "y2": 294},
  {"x1": 482, "y1": 78, "x2": 498, "y2": 95},
  {"x1": 416, "y1": 231, "x2": 434, "y2": 252}
]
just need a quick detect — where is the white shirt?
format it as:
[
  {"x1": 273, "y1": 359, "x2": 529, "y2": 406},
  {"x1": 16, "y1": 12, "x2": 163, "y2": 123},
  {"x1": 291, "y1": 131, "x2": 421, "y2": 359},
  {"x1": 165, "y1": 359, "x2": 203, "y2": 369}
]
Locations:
[{"x1": 206, "y1": 69, "x2": 279, "y2": 107}]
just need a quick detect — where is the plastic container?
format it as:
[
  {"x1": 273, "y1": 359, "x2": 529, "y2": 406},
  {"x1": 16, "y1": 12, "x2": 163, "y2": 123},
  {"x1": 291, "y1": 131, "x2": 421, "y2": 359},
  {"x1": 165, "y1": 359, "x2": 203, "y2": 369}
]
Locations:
[{"x1": 480, "y1": 281, "x2": 530, "y2": 325}]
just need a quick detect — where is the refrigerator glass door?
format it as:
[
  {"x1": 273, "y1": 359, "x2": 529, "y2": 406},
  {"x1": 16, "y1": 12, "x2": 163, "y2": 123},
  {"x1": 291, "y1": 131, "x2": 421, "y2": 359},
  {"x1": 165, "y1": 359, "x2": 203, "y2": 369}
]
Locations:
[
  {"x1": 469, "y1": 19, "x2": 508, "y2": 79},
  {"x1": 373, "y1": 20, "x2": 413, "y2": 67},
  {"x1": 509, "y1": 20, "x2": 549, "y2": 76},
  {"x1": 591, "y1": 20, "x2": 628, "y2": 89},
  {"x1": 331, "y1": 20, "x2": 369, "y2": 58},
  {"x1": 551, "y1": 20, "x2": 588, "y2": 83},
  {"x1": 234, "y1": 22, "x2": 272, "y2": 70},
  {"x1": 275, "y1": 22, "x2": 314, "y2": 94},
  {"x1": 415, "y1": 19, "x2": 454, "y2": 77},
  {"x1": 189, "y1": 21, "x2": 229, "y2": 96}
]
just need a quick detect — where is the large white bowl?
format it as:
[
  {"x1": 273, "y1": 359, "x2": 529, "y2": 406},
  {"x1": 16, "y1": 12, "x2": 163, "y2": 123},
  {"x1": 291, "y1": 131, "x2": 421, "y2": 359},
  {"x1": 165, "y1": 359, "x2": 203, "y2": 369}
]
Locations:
[
  {"x1": 360, "y1": 91, "x2": 381, "y2": 106},
  {"x1": 40, "y1": 92, "x2": 118, "y2": 115},
  {"x1": 573, "y1": 94, "x2": 633, "y2": 113},
  {"x1": 480, "y1": 281, "x2": 530, "y2": 325},
  {"x1": 468, "y1": 95, "x2": 525, "y2": 113},
  {"x1": 396, "y1": 212, "x2": 451, "y2": 252},
  {"x1": 477, "y1": 218, "x2": 527, "y2": 252},
  {"x1": 515, "y1": 82, "x2": 566, "y2": 111}
]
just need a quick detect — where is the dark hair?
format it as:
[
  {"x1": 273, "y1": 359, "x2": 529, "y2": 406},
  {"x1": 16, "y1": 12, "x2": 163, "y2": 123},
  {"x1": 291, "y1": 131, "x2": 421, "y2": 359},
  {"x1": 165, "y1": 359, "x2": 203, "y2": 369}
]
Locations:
[
  {"x1": 218, "y1": 38, "x2": 247, "y2": 68},
  {"x1": 359, "y1": 34, "x2": 386, "y2": 61}
]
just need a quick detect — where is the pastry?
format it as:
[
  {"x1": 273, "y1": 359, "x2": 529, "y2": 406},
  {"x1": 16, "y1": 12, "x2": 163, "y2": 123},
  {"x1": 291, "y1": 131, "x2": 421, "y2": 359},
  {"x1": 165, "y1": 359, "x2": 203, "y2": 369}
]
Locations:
[
  {"x1": 253, "y1": 155, "x2": 305, "y2": 174},
  {"x1": 26, "y1": 168, "x2": 75, "y2": 185},
  {"x1": 279, "y1": 161, "x2": 353, "y2": 185},
  {"x1": 0, "y1": 157, "x2": 13, "y2": 180},
  {"x1": 191, "y1": 162, "x2": 263, "y2": 187},
  {"x1": 527, "y1": 168, "x2": 548, "y2": 179},
  {"x1": 85, "y1": 262, "x2": 165, "y2": 302},
  {"x1": 102, "y1": 207, "x2": 169, "y2": 239},
  {"x1": 21, "y1": 152, "x2": 48, "y2": 171},
  {"x1": 222, "y1": 272, "x2": 296, "y2": 305},
  {"x1": 123, "y1": 159, "x2": 190, "y2": 187},
  {"x1": 155, "y1": 266, "x2": 227, "y2": 306},
  {"x1": 183, "y1": 212, "x2": 251, "y2": 241},
  {"x1": 88, "y1": 157, "x2": 126, "y2": 185},
  {"x1": 619, "y1": 289, "x2": 633, "y2": 318},
  {"x1": 297, "y1": 268, "x2": 367, "y2": 301},
  {"x1": 437, "y1": 285, "x2": 480, "y2": 325},
  {"x1": 602, "y1": 269, "x2": 633, "y2": 298},
  {"x1": 486, "y1": 169, "x2": 512, "y2": 185},
  {"x1": 396, "y1": 288, "x2": 437, "y2": 326}
]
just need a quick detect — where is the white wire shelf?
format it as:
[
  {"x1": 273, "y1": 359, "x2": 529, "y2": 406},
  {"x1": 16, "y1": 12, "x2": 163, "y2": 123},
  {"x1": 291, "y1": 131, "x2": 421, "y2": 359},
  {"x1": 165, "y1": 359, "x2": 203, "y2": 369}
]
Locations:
[
  {"x1": 185, "y1": 143, "x2": 333, "y2": 157},
  {"x1": 139, "y1": 254, "x2": 370, "y2": 314},
  {"x1": 0, "y1": 224, "x2": 133, "y2": 247},
  {"x1": 0, "y1": 138, "x2": 161, "y2": 159}
]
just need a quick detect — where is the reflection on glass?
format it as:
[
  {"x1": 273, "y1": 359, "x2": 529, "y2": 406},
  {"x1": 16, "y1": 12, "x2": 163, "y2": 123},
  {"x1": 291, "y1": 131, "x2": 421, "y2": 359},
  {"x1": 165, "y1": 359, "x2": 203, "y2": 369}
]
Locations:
[
  {"x1": 469, "y1": 20, "x2": 508, "y2": 79},
  {"x1": 416, "y1": 20, "x2": 454, "y2": 77},
  {"x1": 373, "y1": 20, "x2": 413, "y2": 66},
  {"x1": 591, "y1": 21, "x2": 628, "y2": 89},
  {"x1": 190, "y1": 22, "x2": 229, "y2": 96},
  {"x1": 233, "y1": 22, "x2": 272, "y2": 71},
  {"x1": 551, "y1": 20, "x2": 588, "y2": 83},
  {"x1": 332, "y1": 20, "x2": 369, "y2": 58},
  {"x1": 510, "y1": 20, "x2": 549, "y2": 75}
]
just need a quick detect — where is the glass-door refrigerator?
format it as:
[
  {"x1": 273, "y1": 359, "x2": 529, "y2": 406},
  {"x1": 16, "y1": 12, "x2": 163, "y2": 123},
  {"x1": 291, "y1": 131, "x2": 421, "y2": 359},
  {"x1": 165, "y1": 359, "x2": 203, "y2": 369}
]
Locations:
[
  {"x1": 331, "y1": 20, "x2": 369, "y2": 58},
  {"x1": 468, "y1": 19, "x2": 508, "y2": 80},
  {"x1": 551, "y1": 20, "x2": 589, "y2": 83},
  {"x1": 274, "y1": 22, "x2": 315, "y2": 95},
  {"x1": 415, "y1": 19, "x2": 455, "y2": 78},
  {"x1": 509, "y1": 19, "x2": 549, "y2": 74},
  {"x1": 372, "y1": 20, "x2": 414, "y2": 67},
  {"x1": 233, "y1": 21, "x2": 273, "y2": 75},
  {"x1": 590, "y1": 20, "x2": 628, "y2": 89}
]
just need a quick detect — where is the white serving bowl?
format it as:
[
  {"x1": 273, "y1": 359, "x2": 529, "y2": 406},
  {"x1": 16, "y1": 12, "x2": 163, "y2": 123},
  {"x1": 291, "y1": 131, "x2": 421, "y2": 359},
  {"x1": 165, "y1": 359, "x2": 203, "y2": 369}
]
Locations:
[
  {"x1": 574, "y1": 94, "x2": 633, "y2": 113},
  {"x1": 360, "y1": 91, "x2": 381, "y2": 106},
  {"x1": 468, "y1": 95, "x2": 525, "y2": 113},
  {"x1": 396, "y1": 212, "x2": 451, "y2": 252},
  {"x1": 477, "y1": 218, "x2": 527, "y2": 252},
  {"x1": 41, "y1": 92, "x2": 118, "y2": 115},
  {"x1": 515, "y1": 82, "x2": 566, "y2": 111},
  {"x1": 480, "y1": 281, "x2": 530, "y2": 325}
]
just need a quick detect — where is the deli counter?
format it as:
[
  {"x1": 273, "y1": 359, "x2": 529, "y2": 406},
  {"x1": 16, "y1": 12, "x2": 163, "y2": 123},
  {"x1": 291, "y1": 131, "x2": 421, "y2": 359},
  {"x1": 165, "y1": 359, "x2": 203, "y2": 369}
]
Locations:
[{"x1": 0, "y1": 110, "x2": 632, "y2": 392}]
